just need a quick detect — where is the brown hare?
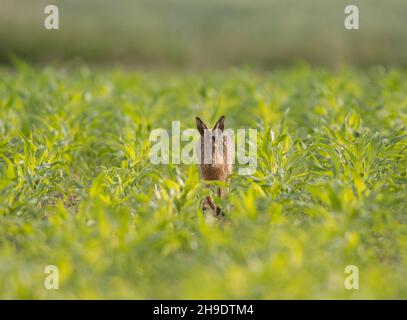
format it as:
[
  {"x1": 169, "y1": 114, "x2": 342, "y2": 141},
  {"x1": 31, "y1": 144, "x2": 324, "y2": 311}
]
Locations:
[{"x1": 195, "y1": 116, "x2": 233, "y2": 216}]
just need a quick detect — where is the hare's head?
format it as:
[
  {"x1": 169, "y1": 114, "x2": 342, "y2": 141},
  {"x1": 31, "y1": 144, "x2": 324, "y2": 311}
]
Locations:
[{"x1": 195, "y1": 116, "x2": 229, "y2": 165}]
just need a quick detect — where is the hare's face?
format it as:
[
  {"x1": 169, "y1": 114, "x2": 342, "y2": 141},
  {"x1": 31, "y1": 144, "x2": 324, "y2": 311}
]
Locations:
[{"x1": 196, "y1": 116, "x2": 230, "y2": 166}]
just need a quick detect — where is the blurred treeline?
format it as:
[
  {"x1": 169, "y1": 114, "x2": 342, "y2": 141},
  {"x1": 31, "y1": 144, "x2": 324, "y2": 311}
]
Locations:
[{"x1": 0, "y1": 0, "x2": 406, "y2": 68}]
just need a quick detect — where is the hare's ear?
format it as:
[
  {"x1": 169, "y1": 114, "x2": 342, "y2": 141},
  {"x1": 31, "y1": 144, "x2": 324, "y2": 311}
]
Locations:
[
  {"x1": 213, "y1": 115, "x2": 225, "y2": 132},
  {"x1": 195, "y1": 117, "x2": 208, "y2": 136}
]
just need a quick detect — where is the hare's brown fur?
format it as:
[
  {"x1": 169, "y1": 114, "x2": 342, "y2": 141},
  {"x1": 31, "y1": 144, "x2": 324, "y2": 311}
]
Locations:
[{"x1": 196, "y1": 116, "x2": 232, "y2": 216}]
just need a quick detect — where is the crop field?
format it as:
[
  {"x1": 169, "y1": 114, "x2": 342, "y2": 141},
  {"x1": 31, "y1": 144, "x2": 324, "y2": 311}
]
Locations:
[
  {"x1": 0, "y1": 64, "x2": 406, "y2": 299},
  {"x1": 2, "y1": 0, "x2": 407, "y2": 67}
]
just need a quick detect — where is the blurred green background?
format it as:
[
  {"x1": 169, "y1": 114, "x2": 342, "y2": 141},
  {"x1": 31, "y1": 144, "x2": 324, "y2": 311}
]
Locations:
[{"x1": 1, "y1": 0, "x2": 407, "y2": 68}]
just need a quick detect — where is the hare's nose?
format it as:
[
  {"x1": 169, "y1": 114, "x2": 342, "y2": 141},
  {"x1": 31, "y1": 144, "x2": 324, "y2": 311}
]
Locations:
[{"x1": 212, "y1": 136, "x2": 215, "y2": 143}]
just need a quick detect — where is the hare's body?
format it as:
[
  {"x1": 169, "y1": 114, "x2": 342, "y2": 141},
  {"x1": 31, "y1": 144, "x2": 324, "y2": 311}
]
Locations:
[
  {"x1": 197, "y1": 132, "x2": 232, "y2": 181},
  {"x1": 199, "y1": 164, "x2": 229, "y2": 181},
  {"x1": 195, "y1": 116, "x2": 232, "y2": 216}
]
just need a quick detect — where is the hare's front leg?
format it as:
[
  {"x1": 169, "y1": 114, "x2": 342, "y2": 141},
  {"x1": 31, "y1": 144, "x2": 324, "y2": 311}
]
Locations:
[
  {"x1": 201, "y1": 196, "x2": 216, "y2": 213},
  {"x1": 201, "y1": 197, "x2": 208, "y2": 212}
]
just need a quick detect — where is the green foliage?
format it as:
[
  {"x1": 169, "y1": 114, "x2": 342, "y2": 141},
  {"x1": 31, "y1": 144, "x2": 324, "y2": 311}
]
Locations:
[
  {"x1": 0, "y1": 64, "x2": 406, "y2": 298},
  {"x1": 2, "y1": 0, "x2": 407, "y2": 67}
]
